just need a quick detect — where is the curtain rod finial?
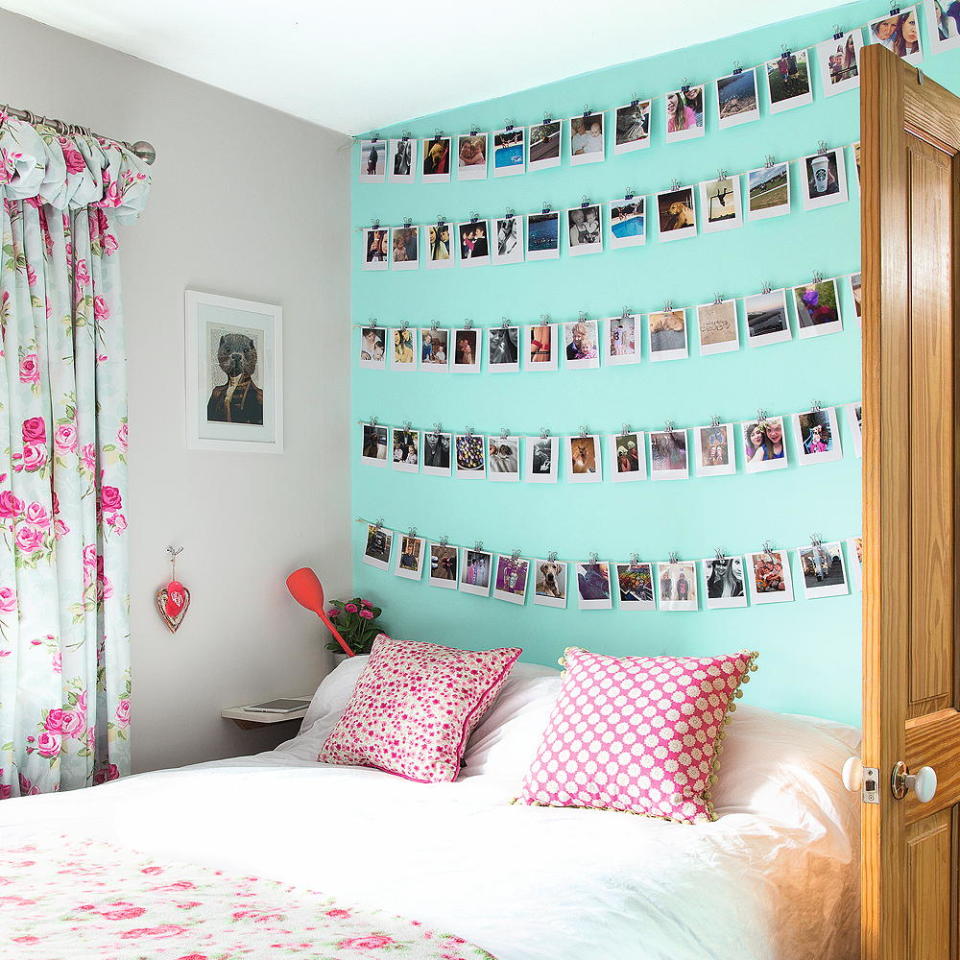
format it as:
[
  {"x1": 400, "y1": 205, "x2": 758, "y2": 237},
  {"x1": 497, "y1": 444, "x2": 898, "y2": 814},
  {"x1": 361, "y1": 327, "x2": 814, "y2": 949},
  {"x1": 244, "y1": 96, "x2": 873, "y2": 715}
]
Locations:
[{"x1": 131, "y1": 141, "x2": 156, "y2": 165}]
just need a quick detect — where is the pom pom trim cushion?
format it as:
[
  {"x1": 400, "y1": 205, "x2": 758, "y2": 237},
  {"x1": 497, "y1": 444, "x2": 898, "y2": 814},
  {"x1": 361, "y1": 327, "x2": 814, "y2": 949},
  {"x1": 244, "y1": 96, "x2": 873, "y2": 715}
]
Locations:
[
  {"x1": 319, "y1": 635, "x2": 522, "y2": 783},
  {"x1": 516, "y1": 647, "x2": 759, "y2": 823}
]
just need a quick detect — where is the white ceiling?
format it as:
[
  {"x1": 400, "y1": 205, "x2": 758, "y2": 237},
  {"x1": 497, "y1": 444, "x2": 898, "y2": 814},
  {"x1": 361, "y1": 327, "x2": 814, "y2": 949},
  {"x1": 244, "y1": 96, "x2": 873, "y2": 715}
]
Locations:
[{"x1": 2, "y1": 0, "x2": 850, "y2": 135}]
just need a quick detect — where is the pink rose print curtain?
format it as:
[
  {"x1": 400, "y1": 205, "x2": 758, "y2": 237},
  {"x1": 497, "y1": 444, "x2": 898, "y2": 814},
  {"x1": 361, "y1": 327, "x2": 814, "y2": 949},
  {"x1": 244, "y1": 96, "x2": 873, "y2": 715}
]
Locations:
[{"x1": 0, "y1": 114, "x2": 150, "y2": 797}]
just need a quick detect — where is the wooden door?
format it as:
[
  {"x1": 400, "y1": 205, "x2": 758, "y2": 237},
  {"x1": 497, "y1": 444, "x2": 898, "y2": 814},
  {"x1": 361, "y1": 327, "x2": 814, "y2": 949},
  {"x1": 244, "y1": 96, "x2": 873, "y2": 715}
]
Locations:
[{"x1": 861, "y1": 43, "x2": 960, "y2": 960}]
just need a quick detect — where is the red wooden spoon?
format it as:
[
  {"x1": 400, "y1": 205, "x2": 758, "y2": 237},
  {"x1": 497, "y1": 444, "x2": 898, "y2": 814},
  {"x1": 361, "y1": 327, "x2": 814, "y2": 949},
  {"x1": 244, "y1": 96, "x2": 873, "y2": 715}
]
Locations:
[{"x1": 285, "y1": 568, "x2": 354, "y2": 657}]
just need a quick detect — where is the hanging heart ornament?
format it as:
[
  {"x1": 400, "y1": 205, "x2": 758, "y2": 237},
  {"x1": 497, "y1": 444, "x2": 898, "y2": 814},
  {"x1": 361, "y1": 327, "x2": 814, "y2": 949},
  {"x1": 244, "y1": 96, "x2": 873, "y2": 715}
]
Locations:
[{"x1": 156, "y1": 580, "x2": 190, "y2": 633}]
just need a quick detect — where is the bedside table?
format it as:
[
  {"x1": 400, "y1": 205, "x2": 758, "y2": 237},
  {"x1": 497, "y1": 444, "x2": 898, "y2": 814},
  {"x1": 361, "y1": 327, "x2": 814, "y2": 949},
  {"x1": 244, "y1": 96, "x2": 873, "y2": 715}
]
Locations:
[{"x1": 221, "y1": 697, "x2": 313, "y2": 730}]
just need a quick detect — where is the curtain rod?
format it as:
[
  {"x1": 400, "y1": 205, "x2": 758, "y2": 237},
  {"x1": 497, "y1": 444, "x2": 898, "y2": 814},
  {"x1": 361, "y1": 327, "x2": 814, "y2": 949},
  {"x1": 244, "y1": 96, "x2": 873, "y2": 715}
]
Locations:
[{"x1": 1, "y1": 102, "x2": 156, "y2": 165}]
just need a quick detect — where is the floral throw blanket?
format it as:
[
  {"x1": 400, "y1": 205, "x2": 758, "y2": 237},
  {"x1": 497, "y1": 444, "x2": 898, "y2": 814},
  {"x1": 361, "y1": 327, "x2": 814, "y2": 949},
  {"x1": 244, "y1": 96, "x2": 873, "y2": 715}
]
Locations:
[{"x1": 0, "y1": 835, "x2": 498, "y2": 959}]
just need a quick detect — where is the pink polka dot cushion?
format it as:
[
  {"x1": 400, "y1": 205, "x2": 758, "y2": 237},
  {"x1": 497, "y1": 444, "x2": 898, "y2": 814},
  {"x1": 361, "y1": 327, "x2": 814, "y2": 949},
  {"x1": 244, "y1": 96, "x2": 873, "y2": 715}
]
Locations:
[
  {"x1": 517, "y1": 647, "x2": 759, "y2": 823},
  {"x1": 318, "y1": 635, "x2": 522, "y2": 783}
]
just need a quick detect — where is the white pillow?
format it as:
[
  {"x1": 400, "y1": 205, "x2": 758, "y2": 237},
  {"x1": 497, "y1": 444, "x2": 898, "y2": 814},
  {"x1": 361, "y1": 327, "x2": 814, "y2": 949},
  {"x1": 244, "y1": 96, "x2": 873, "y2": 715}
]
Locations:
[{"x1": 299, "y1": 654, "x2": 370, "y2": 735}]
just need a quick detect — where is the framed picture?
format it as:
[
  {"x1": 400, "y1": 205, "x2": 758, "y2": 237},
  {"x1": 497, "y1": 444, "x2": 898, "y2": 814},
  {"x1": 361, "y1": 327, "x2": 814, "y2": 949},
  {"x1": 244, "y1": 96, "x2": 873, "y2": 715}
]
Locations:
[{"x1": 184, "y1": 290, "x2": 283, "y2": 453}]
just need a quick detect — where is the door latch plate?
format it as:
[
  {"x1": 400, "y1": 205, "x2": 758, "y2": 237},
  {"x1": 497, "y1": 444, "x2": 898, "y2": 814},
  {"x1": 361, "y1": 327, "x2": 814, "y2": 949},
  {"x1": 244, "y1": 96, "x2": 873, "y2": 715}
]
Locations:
[{"x1": 862, "y1": 766, "x2": 880, "y2": 804}]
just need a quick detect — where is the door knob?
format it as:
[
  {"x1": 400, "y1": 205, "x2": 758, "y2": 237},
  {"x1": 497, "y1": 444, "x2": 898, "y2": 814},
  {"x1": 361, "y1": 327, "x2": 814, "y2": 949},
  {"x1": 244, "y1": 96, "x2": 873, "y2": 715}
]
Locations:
[
  {"x1": 841, "y1": 756, "x2": 863, "y2": 791},
  {"x1": 892, "y1": 760, "x2": 938, "y2": 803},
  {"x1": 842, "y1": 757, "x2": 881, "y2": 803}
]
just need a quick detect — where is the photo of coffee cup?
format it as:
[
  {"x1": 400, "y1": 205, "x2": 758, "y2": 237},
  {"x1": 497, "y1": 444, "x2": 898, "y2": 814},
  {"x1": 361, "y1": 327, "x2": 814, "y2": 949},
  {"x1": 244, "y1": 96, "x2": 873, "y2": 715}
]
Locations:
[{"x1": 811, "y1": 154, "x2": 830, "y2": 193}]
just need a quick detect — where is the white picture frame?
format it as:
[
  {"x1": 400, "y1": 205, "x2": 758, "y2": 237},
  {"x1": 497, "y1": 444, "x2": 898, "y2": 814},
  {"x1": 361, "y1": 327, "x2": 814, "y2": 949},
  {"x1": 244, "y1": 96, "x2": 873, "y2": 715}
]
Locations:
[{"x1": 185, "y1": 290, "x2": 283, "y2": 454}]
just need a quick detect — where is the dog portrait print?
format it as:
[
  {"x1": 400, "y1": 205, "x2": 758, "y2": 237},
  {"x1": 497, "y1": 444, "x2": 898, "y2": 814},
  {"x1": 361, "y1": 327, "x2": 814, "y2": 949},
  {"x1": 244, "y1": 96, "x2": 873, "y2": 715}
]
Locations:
[{"x1": 206, "y1": 325, "x2": 264, "y2": 425}]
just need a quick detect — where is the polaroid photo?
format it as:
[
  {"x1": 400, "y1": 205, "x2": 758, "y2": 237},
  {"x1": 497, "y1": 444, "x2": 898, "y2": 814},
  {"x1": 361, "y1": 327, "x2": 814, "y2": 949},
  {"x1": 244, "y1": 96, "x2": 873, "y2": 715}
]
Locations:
[
  {"x1": 796, "y1": 541, "x2": 849, "y2": 599},
  {"x1": 525, "y1": 323, "x2": 558, "y2": 371},
  {"x1": 393, "y1": 534, "x2": 426, "y2": 580},
  {"x1": 388, "y1": 138, "x2": 416, "y2": 183},
  {"x1": 656, "y1": 561, "x2": 698, "y2": 611},
  {"x1": 793, "y1": 407, "x2": 842, "y2": 466},
  {"x1": 534, "y1": 558, "x2": 568, "y2": 608},
  {"x1": 488, "y1": 435, "x2": 520, "y2": 481},
  {"x1": 362, "y1": 524, "x2": 393, "y2": 570},
  {"x1": 361, "y1": 422, "x2": 389, "y2": 467},
  {"x1": 926, "y1": 0, "x2": 960, "y2": 54},
  {"x1": 457, "y1": 219, "x2": 491, "y2": 267},
  {"x1": 846, "y1": 537, "x2": 863, "y2": 592},
  {"x1": 422, "y1": 431, "x2": 452, "y2": 476},
  {"x1": 649, "y1": 429, "x2": 689, "y2": 480},
  {"x1": 459, "y1": 548, "x2": 493, "y2": 597},
  {"x1": 793, "y1": 279, "x2": 844, "y2": 339},
  {"x1": 359, "y1": 139, "x2": 386, "y2": 182},
  {"x1": 745, "y1": 549, "x2": 794, "y2": 604},
  {"x1": 421, "y1": 136, "x2": 452, "y2": 182},
  {"x1": 390, "y1": 226, "x2": 419, "y2": 270},
  {"x1": 816, "y1": 30, "x2": 864, "y2": 98},
  {"x1": 428, "y1": 542, "x2": 459, "y2": 589},
  {"x1": 742, "y1": 417, "x2": 788, "y2": 473},
  {"x1": 853, "y1": 142, "x2": 861, "y2": 189},
  {"x1": 391, "y1": 427, "x2": 420, "y2": 473},
  {"x1": 801, "y1": 148, "x2": 848, "y2": 211},
  {"x1": 765, "y1": 49, "x2": 813, "y2": 113},
  {"x1": 614, "y1": 100, "x2": 652, "y2": 154},
  {"x1": 493, "y1": 555, "x2": 530, "y2": 604},
  {"x1": 746, "y1": 162, "x2": 791, "y2": 221},
  {"x1": 493, "y1": 215, "x2": 524, "y2": 265},
  {"x1": 694, "y1": 423, "x2": 736, "y2": 477},
  {"x1": 848, "y1": 272, "x2": 862, "y2": 326},
  {"x1": 567, "y1": 205, "x2": 603, "y2": 256},
  {"x1": 702, "y1": 556, "x2": 747, "y2": 609},
  {"x1": 697, "y1": 299, "x2": 740, "y2": 356},
  {"x1": 605, "y1": 314, "x2": 641, "y2": 365},
  {"x1": 362, "y1": 228, "x2": 389, "y2": 271},
  {"x1": 700, "y1": 176, "x2": 743, "y2": 234},
  {"x1": 665, "y1": 86, "x2": 705, "y2": 143},
  {"x1": 616, "y1": 562, "x2": 656, "y2": 610},
  {"x1": 648, "y1": 309, "x2": 688, "y2": 362},
  {"x1": 525, "y1": 436, "x2": 558, "y2": 483},
  {"x1": 608, "y1": 432, "x2": 646, "y2": 482},
  {"x1": 424, "y1": 222, "x2": 455, "y2": 269},
  {"x1": 868, "y1": 7, "x2": 923, "y2": 65},
  {"x1": 576, "y1": 561, "x2": 613, "y2": 609},
  {"x1": 525, "y1": 211, "x2": 560, "y2": 261},
  {"x1": 716, "y1": 68, "x2": 759, "y2": 129},
  {"x1": 391, "y1": 328, "x2": 417, "y2": 370},
  {"x1": 569, "y1": 112, "x2": 605, "y2": 165},
  {"x1": 457, "y1": 133, "x2": 488, "y2": 181},
  {"x1": 566, "y1": 435, "x2": 602, "y2": 483},
  {"x1": 745, "y1": 289, "x2": 792, "y2": 347},
  {"x1": 845, "y1": 402, "x2": 862, "y2": 458},
  {"x1": 452, "y1": 328, "x2": 481, "y2": 373},
  {"x1": 419, "y1": 328, "x2": 450, "y2": 370},
  {"x1": 359, "y1": 326, "x2": 387, "y2": 369},
  {"x1": 487, "y1": 326, "x2": 520, "y2": 372},
  {"x1": 608, "y1": 197, "x2": 646, "y2": 249},
  {"x1": 454, "y1": 434, "x2": 486, "y2": 479},
  {"x1": 656, "y1": 186, "x2": 697, "y2": 242},
  {"x1": 527, "y1": 120, "x2": 562, "y2": 171},
  {"x1": 563, "y1": 319, "x2": 600, "y2": 369},
  {"x1": 493, "y1": 126, "x2": 525, "y2": 177}
]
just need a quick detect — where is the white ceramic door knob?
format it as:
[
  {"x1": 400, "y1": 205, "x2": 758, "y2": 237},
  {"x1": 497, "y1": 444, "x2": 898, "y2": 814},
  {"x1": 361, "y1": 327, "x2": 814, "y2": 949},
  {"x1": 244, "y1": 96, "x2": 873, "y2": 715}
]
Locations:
[{"x1": 841, "y1": 756, "x2": 863, "y2": 792}]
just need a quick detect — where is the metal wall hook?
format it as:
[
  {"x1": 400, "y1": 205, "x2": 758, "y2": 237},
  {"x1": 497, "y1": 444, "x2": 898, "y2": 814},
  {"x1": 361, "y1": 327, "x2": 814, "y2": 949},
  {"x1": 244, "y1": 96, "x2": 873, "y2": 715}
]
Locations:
[
  {"x1": 668, "y1": 551, "x2": 680, "y2": 565},
  {"x1": 407, "y1": 526, "x2": 418, "y2": 538},
  {"x1": 762, "y1": 540, "x2": 776, "y2": 559},
  {"x1": 715, "y1": 547, "x2": 727, "y2": 562},
  {"x1": 547, "y1": 550, "x2": 559, "y2": 563},
  {"x1": 474, "y1": 539, "x2": 484, "y2": 552},
  {"x1": 811, "y1": 399, "x2": 823, "y2": 412},
  {"x1": 579, "y1": 425, "x2": 589, "y2": 438},
  {"x1": 810, "y1": 533, "x2": 823, "y2": 548},
  {"x1": 539, "y1": 427, "x2": 551, "y2": 439},
  {"x1": 588, "y1": 551, "x2": 599, "y2": 565},
  {"x1": 711, "y1": 415, "x2": 722, "y2": 427},
  {"x1": 500, "y1": 427, "x2": 510, "y2": 439}
]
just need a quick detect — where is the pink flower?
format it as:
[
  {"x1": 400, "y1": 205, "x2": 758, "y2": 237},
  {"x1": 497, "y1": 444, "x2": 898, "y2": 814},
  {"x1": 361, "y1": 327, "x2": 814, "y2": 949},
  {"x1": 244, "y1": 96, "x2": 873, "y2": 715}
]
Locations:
[
  {"x1": 116, "y1": 698, "x2": 131, "y2": 727},
  {"x1": 93, "y1": 295, "x2": 110, "y2": 321},
  {"x1": 326, "y1": 909, "x2": 351, "y2": 919},
  {"x1": 59, "y1": 138, "x2": 86, "y2": 174},
  {"x1": 15, "y1": 524, "x2": 44, "y2": 554},
  {"x1": 0, "y1": 784, "x2": 11, "y2": 800},
  {"x1": 25, "y1": 502, "x2": 49, "y2": 527},
  {"x1": 60, "y1": 710, "x2": 84, "y2": 737},
  {"x1": 100, "y1": 903, "x2": 146, "y2": 921},
  {"x1": 12, "y1": 936, "x2": 39, "y2": 944},
  {"x1": 21, "y1": 442, "x2": 47, "y2": 472},
  {"x1": 74, "y1": 258, "x2": 90, "y2": 288},
  {"x1": 55, "y1": 424, "x2": 78, "y2": 454},
  {"x1": 326, "y1": 608, "x2": 339, "y2": 619},
  {"x1": 102, "y1": 233, "x2": 119, "y2": 255},
  {"x1": 337, "y1": 935, "x2": 396, "y2": 950},
  {"x1": 82, "y1": 544, "x2": 98, "y2": 567},
  {"x1": 44, "y1": 708, "x2": 64, "y2": 732},
  {"x1": 117, "y1": 422, "x2": 128, "y2": 451},
  {"x1": 54, "y1": 518, "x2": 69, "y2": 539},
  {"x1": 359, "y1": 609, "x2": 374, "y2": 619},
  {"x1": 93, "y1": 763, "x2": 119, "y2": 785},
  {"x1": 0, "y1": 492, "x2": 23, "y2": 519},
  {"x1": 18, "y1": 354, "x2": 40, "y2": 385},
  {"x1": 25, "y1": 264, "x2": 37, "y2": 287},
  {"x1": 80, "y1": 443, "x2": 96, "y2": 471},
  {"x1": 140, "y1": 866, "x2": 162, "y2": 875},
  {"x1": 21, "y1": 417, "x2": 45, "y2": 443},
  {"x1": 361, "y1": 599, "x2": 372, "y2": 608},
  {"x1": 101, "y1": 486, "x2": 122, "y2": 511},
  {"x1": 18, "y1": 773, "x2": 38, "y2": 796},
  {"x1": 36, "y1": 730, "x2": 61, "y2": 758},
  {"x1": 0, "y1": 587, "x2": 17, "y2": 614},
  {"x1": 344, "y1": 603, "x2": 358, "y2": 613},
  {"x1": 51, "y1": 652, "x2": 61, "y2": 674}
]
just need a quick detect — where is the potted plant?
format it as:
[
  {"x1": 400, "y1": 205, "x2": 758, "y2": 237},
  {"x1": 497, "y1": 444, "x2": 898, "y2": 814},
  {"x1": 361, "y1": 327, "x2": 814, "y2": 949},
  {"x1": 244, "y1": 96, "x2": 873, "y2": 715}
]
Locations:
[{"x1": 325, "y1": 597, "x2": 385, "y2": 662}]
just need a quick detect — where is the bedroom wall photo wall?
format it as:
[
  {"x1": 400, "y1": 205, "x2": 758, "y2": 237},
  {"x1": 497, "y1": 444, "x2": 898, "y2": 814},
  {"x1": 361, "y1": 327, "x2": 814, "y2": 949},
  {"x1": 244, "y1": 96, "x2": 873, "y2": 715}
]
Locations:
[{"x1": 353, "y1": 0, "x2": 960, "y2": 727}]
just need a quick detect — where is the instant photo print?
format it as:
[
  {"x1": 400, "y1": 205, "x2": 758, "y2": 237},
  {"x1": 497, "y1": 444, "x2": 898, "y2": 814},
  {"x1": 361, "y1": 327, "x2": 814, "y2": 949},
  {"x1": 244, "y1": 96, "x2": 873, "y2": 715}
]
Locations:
[
  {"x1": 493, "y1": 555, "x2": 530, "y2": 604},
  {"x1": 391, "y1": 427, "x2": 420, "y2": 473},
  {"x1": 649, "y1": 429, "x2": 689, "y2": 480},
  {"x1": 567, "y1": 204, "x2": 603, "y2": 256},
  {"x1": 816, "y1": 30, "x2": 863, "y2": 97},
  {"x1": 457, "y1": 133, "x2": 488, "y2": 181},
  {"x1": 699, "y1": 176, "x2": 743, "y2": 234},
  {"x1": 656, "y1": 561, "x2": 698, "y2": 611},
  {"x1": 792, "y1": 407, "x2": 843, "y2": 466},
  {"x1": 454, "y1": 433, "x2": 486, "y2": 479},
  {"x1": 359, "y1": 326, "x2": 387, "y2": 369},
  {"x1": 716, "y1": 68, "x2": 759, "y2": 129},
  {"x1": 607, "y1": 432, "x2": 646, "y2": 482},
  {"x1": 457, "y1": 219, "x2": 491, "y2": 267},
  {"x1": 745, "y1": 549, "x2": 794, "y2": 604},
  {"x1": 459, "y1": 548, "x2": 493, "y2": 597},
  {"x1": 452, "y1": 328, "x2": 481, "y2": 373},
  {"x1": 422, "y1": 431, "x2": 452, "y2": 477},
  {"x1": 694, "y1": 423, "x2": 736, "y2": 477},
  {"x1": 421, "y1": 136, "x2": 452, "y2": 182},
  {"x1": 576, "y1": 561, "x2": 613, "y2": 609},
  {"x1": 647, "y1": 309, "x2": 688, "y2": 362},
  {"x1": 487, "y1": 326, "x2": 520, "y2": 372},
  {"x1": 391, "y1": 328, "x2": 417, "y2": 369},
  {"x1": 428, "y1": 542, "x2": 459, "y2": 589},
  {"x1": 697, "y1": 300, "x2": 739, "y2": 355},
  {"x1": 742, "y1": 417, "x2": 788, "y2": 473},
  {"x1": 566, "y1": 435, "x2": 602, "y2": 483},
  {"x1": 868, "y1": 7, "x2": 922, "y2": 65},
  {"x1": 926, "y1": 0, "x2": 960, "y2": 54},
  {"x1": 801, "y1": 148, "x2": 848, "y2": 211},
  {"x1": 569, "y1": 112, "x2": 604, "y2": 165},
  {"x1": 419, "y1": 328, "x2": 450, "y2": 370},
  {"x1": 388, "y1": 137, "x2": 416, "y2": 183},
  {"x1": 605, "y1": 314, "x2": 641, "y2": 364},
  {"x1": 424, "y1": 222, "x2": 455, "y2": 269},
  {"x1": 614, "y1": 100, "x2": 651, "y2": 154},
  {"x1": 664, "y1": 86, "x2": 705, "y2": 143},
  {"x1": 527, "y1": 121, "x2": 561, "y2": 171},
  {"x1": 534, "y1": 558, "x2": 568, "y2": 608},
  {"x1": 702, "y1": 556, "x2": 747, "y2": 609},
  {"x1": 524, "y1": 436, "x2": 558, "y2": 483},
  {"x1": 393, "y1": 534, "x2": 426, "y2": 580},
  {"x1": 488, "y1": 436, "x2": 520, "y2": 481},
  {"x1": 361, "y1": 422, "x2": 388, "y2": 467},
  {"x1": 746, "y1": 163, "x2": 791, "y2": 221},
  {"x1": 493, "y1": 126, "x2": 525, "y2": 177},
  {"x1": 765, "y1": 50, "x2": 813, "y2": 113},
  {"x1": 525, "y1": 211, "x2": 560, "y2": 261},
  {"x1": 656, "y1": 187, "x2": 697, "y2": 242},
  {"x1": 362, "y1": 524, "x2": 393, "y2": 570},
  {"x1": 608, "y1": 197, "x2": 646, "y2": 249},
  {"x1": 745, "y1": 289, "x2": 792, "y2": 347},
  {"x1": 359, "y1": 139, "x2": 386, "y2": 182},
  {"x1": 525, "y1": 324, "x2": 558, "y2": 371},
  {"x1": 493, "y1": 215, "x2": 524, "y2": 265},
  {"x1": 390, "y1": 226, "x2": 419, "y2": 271},
  {"x1": 846, "y1": 537, "x2": 863, "y2": 592},
  {"x1": 793, "y1": 279, "x2": 843, "y2": 339},
  {"x1": 362, "y1": 227, "x2": 389, "y2": 271},
  {"x1": 845, "y1": 402, "x2": 863, "y2": 458},
  {"x1": 796, "y1": 541, "x2": 849, "y2": 599},
  {"x1": 563, "y1": 319, "x2": 600, "y2": 368},
  {"x1": 616, "y1": 562, "x2": 656, "y2": 610}
]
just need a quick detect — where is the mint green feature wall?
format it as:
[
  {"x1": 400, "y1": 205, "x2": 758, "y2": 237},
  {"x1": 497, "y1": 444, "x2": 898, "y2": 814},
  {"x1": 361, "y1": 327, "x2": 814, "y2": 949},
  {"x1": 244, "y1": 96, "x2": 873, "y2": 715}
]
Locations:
[{"x1": 352, "y1": 2, "x2": 960, "y2": 728}]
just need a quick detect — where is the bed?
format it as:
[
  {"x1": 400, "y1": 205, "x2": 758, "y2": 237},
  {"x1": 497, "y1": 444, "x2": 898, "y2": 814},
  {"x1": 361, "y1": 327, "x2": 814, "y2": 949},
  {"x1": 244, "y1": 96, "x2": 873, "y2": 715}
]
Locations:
[{"x1": 0, "y1": 658, "x2": 858, "y2": 960}]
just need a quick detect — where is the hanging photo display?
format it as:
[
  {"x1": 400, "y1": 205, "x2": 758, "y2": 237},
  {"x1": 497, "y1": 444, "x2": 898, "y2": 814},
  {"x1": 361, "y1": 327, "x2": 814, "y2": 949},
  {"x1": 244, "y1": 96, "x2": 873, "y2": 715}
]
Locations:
[
  {"x1": 848, "y1": 272, "x2": 863, "y2": 325},
  {"x1": 605, "y1": 314, "x2": 641, "y2": 365},
  {"x1": 459, "y1": 548, "x2": 493, "y2": 597},
  {"x1": 765, "y1": 50, "x2": 813, "y2": 113},
  {"x1": 494, "y1": 555, "x2": 530, "y2": 604},
  {"x1": 744, "y1": 288, "x2": 792, "y2": 347},
  {"x1": 428, "y1": 542, "x2": 459, "y2": 588},
  {"x1": 742, "y1": 416, "x2": 788, "y2": 473},
  {"x1": 648, "y1": 309, "x2": 688, "y2": 362},
  {"x1": 359, "y1": 326, "x2": 387, "y2": 369},
  {"x1": 525, "y1": 210, "x2": 560, "y2": 261},
  {"x1": 454, "y1": 433, "x2": 486, "y2": 478},
  {"x1": 815, "y1": 30, "x2": 864, "y2": 97},
  {"x1": 614, "y1": 100, "x2": 652, "y2": 153},
  {"x1": 567, "y1": 204, "x2": 603, "y2": 256},
  {"x1": 699, "y1": 176, "x2": 743, "y2": 233},
  {"x1": 525, "y1": 323, "x2": 558, "y2": 371},
  {"x1": 534, "y1": 558, "x2": 568, "y2": 608},
  {"x1": 388, "y1": 225, "x2": 417, "y2": 270},
  {"x1": 566, "y1": 434, "x2": 602, "y2": 483},
  {"x1": 422, "y1": 431, "x2": 452, "y2": 476},
  {"x1": 487, "y1": 326, "x2": 520, "y2": 372},
  {"x1": 746, "y1": 163, "x2": 791, "y2": 221},
  {"x1": 796, "y1": 541, "x2": 849, "y2": 599},
  {"x1": 702, "y1": 555, "x2": 747, "y2": 609},
  {"x1": 608, "y1": 197, "x2": 646, "y2": 249},
  {"x1": 359, "y1": 139, "x2": 386, "y2": 182},
  {"x1": 745, "y1": 549, "x2": 794, "y2": 604},
  {"x1": 649, "y1": 429, "x2": 688, "y2": 480},
  {"x1": 393, "y1": 533, "x2": 425, "y2": 580},
  {"x1": 845, "y1": 402, "x2": 863, "y2": 458},
  {"x1": 422, "y1": 136, "x2": 452, "y2": 182},
  {"x1": 608, "y1": 431, "x2": 647, "y2": 482},
  {"x1": 493, "y1": 126, "x2": 525, "y2": 177},
  {"x1": 846, "y1": 537, "x2": 863, "y2": 592},
  {"x1": 388, "y1": 138, "x2": 416, "y2": 182},
  {"x1": 868, "y1": 6, "x2": 923, "y2": 65},
  {"x1": 362, "y1": 524, "x2": 393, "y2": 570},
  {"x1": 715, "y1": 68, "x2": 760, "y2": 129},
  {"x1": 524, "y1": 435, "x2": 558, "y2": 483},
  {"x1": 656, "y1": 186, "x2": 698, "y2": 242},
  {"x1": 793, "y1": 278, "x2": 844, "y2": 338},
  {"x1": 664, "y1": 86, "x2": 705, "y2": 143},
  {"x1": 362, "y1": 227, "x2": 389, "y2": 271},
  {"x1": 361, "y1": 422, "x2": 388, "y2": 467},
  {"x1": 527, "y1": 120, "x2": 562, "y2": 171},
  {"x1": 576, "y1": 561, "x2": 613, "y2": 609},
  {"x1": 697, "y1": 299, "x2": 739, "y2": 355},
  {"x1": 457, "y1": 219, "x2": 490, "y2": 266},
  {"x1": 564, "y1": 318, "x2": 600, "y2": 368},
  {"x1": 493, "y1": 215, "x2": 524, "y2": 265},
  {"x1": 457, "y1": 133, "x2": 488, "y2": 180},
  {"x1": 569, "y1": 112, "x2": 605, "y2": 164},
  {"x1": 420, "y1": 327, "x2": 449, "y2": 369},
  {"x1": 452, "y1": 327, "x2": 481, "y2": 373},
  {"x1": 424, "y1": 222, "x2": 455, "y2": 269},
  {"x1": 488, "y1": 435, "x2": 521, "y2": 481},
  {"x1": 694, "y1": 422, "x2": 736, "y2": 477},
  {"x1": 616, "y1": 562, "x2": 656, "y2": 610},
  {"x1": 801, "y1": 147, "x2": 849, "y2": 210},
  {"x1": 926, "y1": 0, "x2": 960, "y2": 54},
  {"x1": 391, "y1": 427, "x2": 420, "y2": 472},
  {"x1": 657, "y1": 560, "x2": 698, "y2": 611},
  {"x1": 792, "y1": 406, "x2": 843, "y2": 466}
]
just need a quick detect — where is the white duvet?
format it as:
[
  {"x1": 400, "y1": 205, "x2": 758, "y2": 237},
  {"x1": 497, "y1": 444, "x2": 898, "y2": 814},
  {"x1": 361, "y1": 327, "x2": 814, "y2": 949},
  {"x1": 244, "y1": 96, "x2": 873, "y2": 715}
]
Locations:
[{"x1": 0, "y1": 660, "x2": 860, "y2": 960}]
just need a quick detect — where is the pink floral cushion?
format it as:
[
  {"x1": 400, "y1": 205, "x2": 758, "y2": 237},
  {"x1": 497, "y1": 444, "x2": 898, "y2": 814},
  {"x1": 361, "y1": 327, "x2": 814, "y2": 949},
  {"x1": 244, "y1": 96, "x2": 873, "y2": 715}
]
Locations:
[
  {"x1": 516, "y1": 647, "x2": 758, "y2": 823},
  {"x1": 318, "y1": 635, "x2": 522, "y2": 783}
]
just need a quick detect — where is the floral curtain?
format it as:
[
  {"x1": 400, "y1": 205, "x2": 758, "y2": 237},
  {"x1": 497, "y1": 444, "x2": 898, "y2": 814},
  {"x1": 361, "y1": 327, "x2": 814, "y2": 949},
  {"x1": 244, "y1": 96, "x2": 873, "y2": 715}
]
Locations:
[{"x1": 0, "y1": 115, "x2": 150, "y2": 798}]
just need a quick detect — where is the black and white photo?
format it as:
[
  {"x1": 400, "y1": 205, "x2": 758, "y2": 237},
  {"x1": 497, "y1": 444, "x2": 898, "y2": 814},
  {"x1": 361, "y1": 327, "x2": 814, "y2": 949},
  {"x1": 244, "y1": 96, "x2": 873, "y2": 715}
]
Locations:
[
  {"x1": 524, "y1": 435, "x2": 558, "y2": 483},
  {"x1": 388, "y1": 137, "x2": 416, "y2": 183},
  {"x1": 487, "y1": 325, "x2": 520, "y2": 372},
  {"x1": 702, "y1": 556, "x2": 746, "y2": 608},
  {"x1": 493, "y1": 215, "x2": 524, "y2": 265}
]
